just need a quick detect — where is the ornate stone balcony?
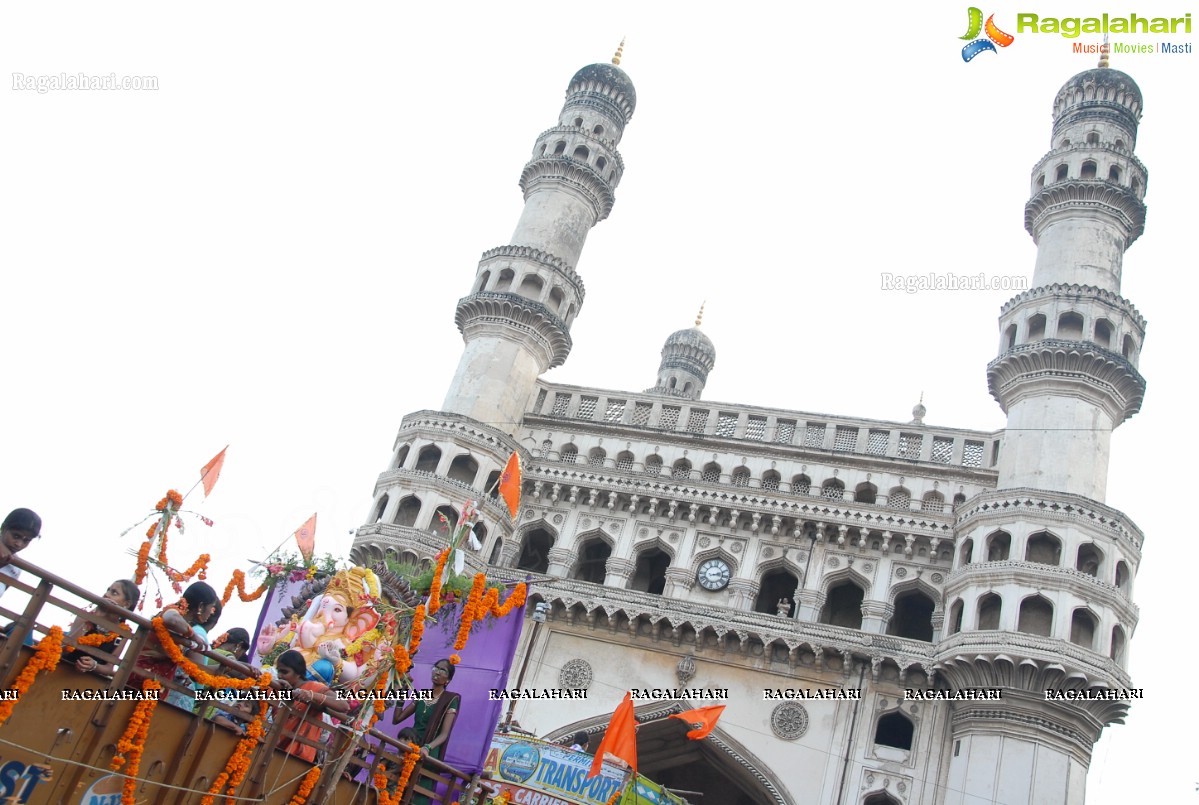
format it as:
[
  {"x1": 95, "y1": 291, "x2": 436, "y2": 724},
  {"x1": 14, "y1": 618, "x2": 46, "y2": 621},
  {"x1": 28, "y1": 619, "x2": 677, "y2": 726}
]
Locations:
[
  {"x1": 945, "y1": 560, "x2": 1139, "y2": 621},
  {"x1": 374, "y1": 467, "x2": 514, "y2": 526},
  {"x1": 934, "y1": 629, "x2": 1132, "y2": 692},
  {"x1": 955, "y1": 488, "x2": 1144, "y2": 556}
]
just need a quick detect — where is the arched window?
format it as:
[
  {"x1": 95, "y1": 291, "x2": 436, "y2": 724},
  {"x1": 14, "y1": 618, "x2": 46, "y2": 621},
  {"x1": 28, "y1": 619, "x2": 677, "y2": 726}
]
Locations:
[
  {"x1": 886, "y1": 487, "x2": 911, "y2": 509},
  {"x1": 821, "y1": 479, "x2": 845, "y2": 501},
  {"x1": 1108, "y1": 165, "x2": 1121, "y2": 182},
  {"x1": 517, "y1": 528, "x2": 554, "y2": 574},
  {"x1": 864, "y1": 793, "x2": 902, "y2": 805},
  {"x1": 588, "y1": 447, "x2": 606, "y2": 467},
  {"x1": 948, "y1": 599, "x2": 964, "y2": 635},
  {"x1": 672, "y1": 459, "x2": 691, "y2": 479},
  {"x1": 731, "y1": 467, "x2": 751, "y2": 487},
  {"x1": 475, "y1": 271, "x2": 491, "y2": 293},
  {"x1": 1076, "y1": 544, "x2": 1102, "y2": 577},
  {"x1": 761, "y1": 471, "x2": 781, "y2": 492},
  {"x1": 1028, "y1": 313, "x2": 1047, "y2": 340},
  {"x1": 1017, "y1": 595, "x2": 1054, "y2": 637},
  {"x1": 1055, "y1": 164, "x2": 1069, "y2": 181},
  {"x1": 1058, "y1": 312, "x2": 1084, "y2": 340},
  {"x1": 1122, "y1": 334, "x2": 1136, "y2": 359},
  {"x1": 484, "y1": 470, "x2": 501, "y2": 499},
  {"x1": 559, "y1": 444, "x2": 578, "y2": 463},
  {"x1": 518, "y1": 273, "x2": 544, "y2": 300},
  {"x1": 953, "y1": 492, "x2": 967, "y2": 509},
  {"x1": 1094, "y1": 318, "x2": 1113, "y2": 348},
  {"x1": 644, "y1": 455, "x2": 663, "y2": 476},
  {"x1": 920, "y1": 491, "x2": 944, "y2": 513},
  {"x1": 572, "y1": 145, "x2": 590, "y2": 161},
  {"x1": 1114, "y1": 138, "x2": 1126, "y2": 149},
  {"x1": 630, "y1": 548, "x2": 670, "y2": 595},
  {"x1": 819, "y1": 581, "x2": 864, "y2": 629},
  {"x1": 447, "y1": 454, "x2": 479, "y2": 486},
  {"x1": 986, "y1": 530, "x2": 1011, "y2": 561},
  {"x1": 1110, "y1": 625, "x2": 1126, "y2": 662},
  {"x1": 393, "y1": 444, "x2": 410, "y2": 470},
  {"x1": 1086, "y1": 132, "x2": 1099, "y2": 145},
  {"x1": 977, "y1": 593, "x2": 1002, "y2": 630},
  {"x1": 553, "y1": 141, "x2": 566, "y2": 156},
  {"x1": 854, "y1": 483, "x2": 878, "y2": 504},
  {"x1": 572, "y1": 117, "x2": 583, "y2": 127},
  {"x1": 432, "y1": 505, "x2": 459, "y2": 535},
  {"x1": 958, "y1": 538, "x2": 974, "y2": 566},
  {"x1": 549, "y1": 286, "x2": 566, "y2": 313},
  {"x1": 791, "y1": 475, "x2": 811, "y2": 495},
  {"x1": 415, "y1": 445, "x2": 441, "y2": 474},
  {"x1": 615, "y1": 451, "x2": 635, "y2": 471},
  {"x1": 1115, "y1": 560, "x2": 1130, "y2": 591},
  {"x1": 394, "y1": 496, "x2": 421, "y2": 528},
  {"x1": 495, "y1": 268, "x2": 514, "y2": 292},
  {"x1": 488, "y1": 538, "x2": 503, "y2": 565},
  {"x1": 1025, "y1": 531, "x2": 1061, "y2": 565},
  {"x1": 1070, "y1": 608, "x2": 1098, "y2": 650},
  {"x1": 1035, "y1": 174, "x2": 1045, "y2": 191},
  {"x1": 887, "y1": 590, "x2": 935, "y2": 642},
  {"x1": 754, "y1": 570, "x2": 798, "y2": 616},
  {"x1": 701, "y1": 462, "x2": 721, "y2": 483},
  {"x1": 592, "y1": 124, "x2": 604, "y2": 136},
  {"x1": 372, "y1": 494, "x2": 389, "y2": 523},
  {"x1": 873, "y1": 712, "x2": 914, "y2": 750},
  {"x1": 1005, "y1": 323, "x2": 1017, "y2": 349},
  {"x1": 573, "y1": 538, "x2": 611, "y2": 584},
  {"x1": 596, "y1": 156, "x2": 607, "y2": 171}
]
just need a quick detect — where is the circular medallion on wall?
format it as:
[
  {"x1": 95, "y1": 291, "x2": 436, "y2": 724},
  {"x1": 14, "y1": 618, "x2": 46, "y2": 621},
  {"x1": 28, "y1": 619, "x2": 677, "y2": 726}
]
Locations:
[
  {"x1": 553, "y1": 514, "x2": 563, "y2": 525},
  {"x1": 827, "y1": 556, "x2": 839, "y2": 568},
  {"x1": 762, "y1": 547, "x2": 775, "y2": 558},
  {"x1": 639, "y1": 528, "x2": 649, "y2": 538},
  {"x1": 669, "y1": 531, "x2": 680, "y2": 542},
  {"x1": 895, "y1": 567, "x2": 908, "y2": 578},
  {"x1": 863, "y1": 563, "x2": 873, "y2": 573},
  {"x1": 559, "y1": 659, "x2": 594, "y2": 691},
  {"x1": 931, "y1": 573, "x2": 944, "y2": 583},
  {"x1": 698, "y1": 536, "x2": 711, "y2": 548},
  {"x1": 731, "y1": 542, "x2": 743, "y2": 554},
  {"x1": 581, "y1": 518, "x2": 592, "y2": 528},
  {"x1": 770, "y1": 703, "x2": 810, "y2": 740}
]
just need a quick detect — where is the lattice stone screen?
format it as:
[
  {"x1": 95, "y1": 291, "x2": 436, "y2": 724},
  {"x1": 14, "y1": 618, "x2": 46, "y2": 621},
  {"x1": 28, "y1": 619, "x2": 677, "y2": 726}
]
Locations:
[
  {"x1": 962, "y1": 440, "x2": 984, "y2": 467},
  {"x1": 632, "y1": 402, "x2": 652, "y2": 426},
  {"x1": 605, "y1": 400, "x2": 626, "y2": 423},
  {"x1": 931, "y1": 436, "x2": 953, "y2": 464},
  {"x1": 897, "y1": 433, "x2": 923, "y2": 459},
  {"x1": 888, "y1": 489, "x2": 912, "y2": 509},
  {"x1": 616, "y1": 454, "x2": 634, "y2": 471},
  {"x1": 552, "y1": 393, "x2": 571, "y2": 416},
  {"x1": 804, "y1": 424, "x2": 827, "y2": 448},
  {"x1": 577, "y1": 396, "x2": 598, "y2": 420},
  {"x1": 687, "y1": 409, "x2": 708, "y2": 433},
  {"x1": 644, "y1": 456, "x2": 663, "y2": 475},
  {"x1": 659, "y1": 406, "x2": 681, "y2": 430},
  {"x1": 773, "y1": 419, "x2": 794, "y2": 443},
  {"x1": 716, "y1": 413, "x2": 738, "y2": 438},
  {"x1": 834, "y1": 426, "x2": 859, "y2": 452},
  {"x1": 732, "y1": 468, "x2": 750, "y2": 487},
  {"x1": 534, "y1": 389, "x2": 547, "y2": 414},
  {"x1": 866, "y1": 430, "x2": 889, "y2": 455},
  {"x1": 701, "y1": 465, "x2": 721, "y2": 483}
]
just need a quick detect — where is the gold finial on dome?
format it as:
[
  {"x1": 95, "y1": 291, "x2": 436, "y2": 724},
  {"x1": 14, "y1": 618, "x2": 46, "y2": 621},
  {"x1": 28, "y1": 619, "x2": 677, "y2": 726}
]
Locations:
[
  {"x1": 1099, "y1": 34, "x2": 1110, "y2": 67},
  {"x1": 612, "y1": 37, "x2": 625, "y2": 66},
  {"x1": 695, "y1": 301, "x2": 706, "y2": 328}
]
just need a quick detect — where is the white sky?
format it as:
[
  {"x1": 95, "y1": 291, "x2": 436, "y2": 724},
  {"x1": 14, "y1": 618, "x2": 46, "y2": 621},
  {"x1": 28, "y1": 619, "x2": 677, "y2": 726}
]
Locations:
[{"x1": 2, "y1": 2, "x2": 1195, "y2": 801}]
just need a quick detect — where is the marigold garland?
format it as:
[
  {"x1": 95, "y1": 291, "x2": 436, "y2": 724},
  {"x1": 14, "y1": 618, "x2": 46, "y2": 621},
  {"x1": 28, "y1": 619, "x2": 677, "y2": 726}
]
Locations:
[
  {"x1": 201, "y1": 700, "x2": 269, "y2": 805},
  {"x1": 426, "y1": 550, "x2": 450, "y2": 615},
  {"x1": 0, "y1": 626, "x2": 63, "y2": 726},
  {"x1": 220, "y1": 569, "x2": 270, "y2": 606},
  {"x1": 374, "y1": 743, "x2": 420, "y2": 805},
  {"x1": 155, "y1": 490, "x2": 184, "y2": 511},
  {"x1": 77, "y1": 630, "x2": 123, "y2": 647},
  {"x1": 448, "y1": 654, "x2": 461, "y2": 665},
  {"x1": 109, "y1": 679, "x2": 161, "y2": 805},
  {"x1": 151, "y1": 617, "x2": 273, "y2": 691},
  {"x1": 407, "y1": 604, "x2": 427, "y2": 655},
  {"x1": 287, "y1": 766, "x2": 322, "y2": 805},
  {"x1": 134, "y1": 540, "x2": 153, "y2": 584},
  {"x1": 166, "y1": 553, "x2": 211, "y2": 583},
  {"x1": 605, "y1": 791, "x2": 622, "y2": 805}
]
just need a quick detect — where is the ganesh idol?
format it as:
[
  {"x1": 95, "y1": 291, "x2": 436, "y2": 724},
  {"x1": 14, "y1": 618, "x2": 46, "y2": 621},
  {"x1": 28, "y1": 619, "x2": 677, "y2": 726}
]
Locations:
[{"x1": 255, "y1": 567, "x2": 394, "y2": 689}]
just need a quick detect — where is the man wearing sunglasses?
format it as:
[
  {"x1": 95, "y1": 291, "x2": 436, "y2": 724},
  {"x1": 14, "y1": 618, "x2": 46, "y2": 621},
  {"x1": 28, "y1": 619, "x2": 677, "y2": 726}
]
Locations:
[{"x1": 0, "y1": 508, "x2": 42, "y2": 598}]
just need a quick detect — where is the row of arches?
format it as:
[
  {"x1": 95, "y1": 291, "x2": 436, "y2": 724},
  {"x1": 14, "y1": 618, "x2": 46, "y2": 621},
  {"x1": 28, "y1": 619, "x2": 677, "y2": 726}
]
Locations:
[
  {"x1": 946, "y1": 593, "x2": 1127, "y2": 661},
  {"x1": 474, "y1": 268, "x2": 576, "y2": 322},
  {"x1": 548, "y1": 444, "x2": 963, "y2": 511},
  {"x1": 538, "y1": 139, "x2": 618, "y2": 182},
  {"x1": 1003, "y1": 310, "x2": 1138, "y2": 359},
  {"x1": 1036, "y1": 159, "x2": 1140, "y2": 195},
  {"x1": 958, "y1": 529, "x2": 1131, "y2": 592}
]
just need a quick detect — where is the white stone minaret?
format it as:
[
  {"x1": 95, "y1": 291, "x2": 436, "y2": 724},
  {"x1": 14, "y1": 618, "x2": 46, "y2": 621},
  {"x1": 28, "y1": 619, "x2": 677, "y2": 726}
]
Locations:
[
  {"x1": 442, "y1": 46, "x2": 637, "y2": 433},
  {"x1": 941, "y1": 59, "x2": 1147, "y2": 805},
  {"x1": 988, "y1": 62, "x2": 1148, "y2": 502}
]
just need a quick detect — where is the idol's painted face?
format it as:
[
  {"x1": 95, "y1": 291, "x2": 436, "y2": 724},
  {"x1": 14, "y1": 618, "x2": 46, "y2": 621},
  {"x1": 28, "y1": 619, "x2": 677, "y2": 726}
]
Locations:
[{"x1": 314, "y1": 596, "x2": 349, "y2": 630}]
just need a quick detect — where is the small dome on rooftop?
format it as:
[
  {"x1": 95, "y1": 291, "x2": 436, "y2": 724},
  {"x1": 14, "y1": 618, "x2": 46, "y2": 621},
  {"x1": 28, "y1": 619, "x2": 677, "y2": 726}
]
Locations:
[{"x1": 568, "y1": 63, "x2": 637, "y2": 118}]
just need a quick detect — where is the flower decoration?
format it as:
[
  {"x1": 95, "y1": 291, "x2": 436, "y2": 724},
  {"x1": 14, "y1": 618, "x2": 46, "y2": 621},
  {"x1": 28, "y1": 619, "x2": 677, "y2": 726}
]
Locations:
[
  {"x1": 288, "y1": 766, "x2": 322, "y2": 805},
  {"x1": 375, "y1": 743, "x2": 420, "y2": 805},
  {"x1": 152, "y1": 617, "x2": 273, "y2": 691},
  {"x1": 220, "y1": 569, "x2": 270, "y2": 606},
  {"x1": 0, "y1": 626, "x2": 63, "y2": 726},
  {"x1": 76, "y1": 630, "x2": 124, "y2": 647},
  {"x1": 201, "y1": 700, "x2": 269, "y2": 805},
  {"x1": 110, "y1": 679, "x2": 161, "y2": 805}
]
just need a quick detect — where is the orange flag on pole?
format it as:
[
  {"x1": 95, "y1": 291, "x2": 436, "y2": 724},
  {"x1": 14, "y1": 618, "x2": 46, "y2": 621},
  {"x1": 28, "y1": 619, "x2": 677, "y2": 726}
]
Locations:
[
  {"x1": 294, "y1": 513, "x2": 317, "y2": 563},
  {"x1": 200, "y1": 447, "x2": 228, "y2": 498},
  {"x1": 669, "y1": 704, "x2": 725, "y2": 740},
  {"x1": 497, "y1": 452, "x2": 522, "y2": 519},
  {"x1": 588, "y1": 691, "x2": 638, "y2": 779}
]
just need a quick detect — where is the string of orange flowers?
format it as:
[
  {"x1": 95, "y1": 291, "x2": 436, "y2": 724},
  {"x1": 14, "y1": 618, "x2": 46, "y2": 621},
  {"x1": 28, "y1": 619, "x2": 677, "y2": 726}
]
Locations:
[
  {"x1": 151, "y1": 617, "x2": 273, "y2": 690},
  {"x1": 109, "y1": 679, "x2": 161, "y2": 805},
  {"x1": 374, "y1": 743, "x2": 421, "y2": 805},
  {"x1": 453, "y1": 574, "x2": 488, "y2": 652},
  {"x1": 134, "y1": 541, "x2": 153, "y2": 585},
  {"x1": 605, "y1": 790, "x2": 623, "y2": 805},
  {"x1": 200, "y1": 700, "x2": 269, "y2": 805},
  {"x1": 287, "y1": 766, "x2": 322, "y2": 805},
  {"x1": 166, "y1": 553, "x2": 211, "y2": 583},
  {"x1": 426, "y1": 549, "x2": 450, "y2": 615},
  {"x1": 220, "y1": 569, "x2": 270, "y2": 606},
  {"x1": 0, "y1": 626, "x2": 63, "y2": 726},
  {"x1": 76, "y1": 630, "x2": 124, "y2": 647}
]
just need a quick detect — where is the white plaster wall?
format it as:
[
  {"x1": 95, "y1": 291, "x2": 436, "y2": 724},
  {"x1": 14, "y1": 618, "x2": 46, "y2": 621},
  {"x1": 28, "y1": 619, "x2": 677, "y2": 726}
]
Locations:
[
  {"x1": 997, "y1": 396, "x2": 1113, "y2": 501},
  {"x1": 1032, "y1": 218, "x2": 1125, "y2": 292},
  {"x1": 443, "y1": 336, "x2": 545, "y2": 435}
]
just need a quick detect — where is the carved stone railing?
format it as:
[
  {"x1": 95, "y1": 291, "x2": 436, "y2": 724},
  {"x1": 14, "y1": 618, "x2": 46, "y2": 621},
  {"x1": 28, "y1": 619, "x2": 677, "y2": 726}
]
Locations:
[
  {"x1": 944, "y1": 560, "x2": 1139, "y2": 621},
  {"x1": 374, "y1": 467, "x2": 513, "y2": 525},
  {"x1": 955, "y1": 488, "x2": 1144, "y2": 554},
  {"x1": 934, "y1": 630, "x2": 1132, "y2": 690}
]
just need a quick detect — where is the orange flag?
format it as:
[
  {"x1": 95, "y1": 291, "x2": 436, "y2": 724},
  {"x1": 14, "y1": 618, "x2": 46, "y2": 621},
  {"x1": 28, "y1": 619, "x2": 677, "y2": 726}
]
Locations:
[
  {"x1": 669, "y1": 704, "x2": 725, "y2": 740},
  {"x1": 497, "y1": 452, "x2": 522, "y2": 519},
  {"x1": 588, "y1": 691, "x2": 637, "y2": 779},
  {"x1": 200, "y1": 447, "x2": 228, "y2": 498},
  {"x1": 294, "y1": 513, "x2": 317, "y2": 563}
]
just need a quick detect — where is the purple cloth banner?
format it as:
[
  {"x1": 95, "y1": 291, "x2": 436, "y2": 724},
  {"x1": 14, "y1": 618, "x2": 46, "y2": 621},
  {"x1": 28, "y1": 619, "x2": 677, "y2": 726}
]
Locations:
[
  {"x1": 247, "y1": 576, "x2": 304, "y2": 667},
  {"x1": 373, "y1": 596, "x2": 527, "y2": 775}
]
